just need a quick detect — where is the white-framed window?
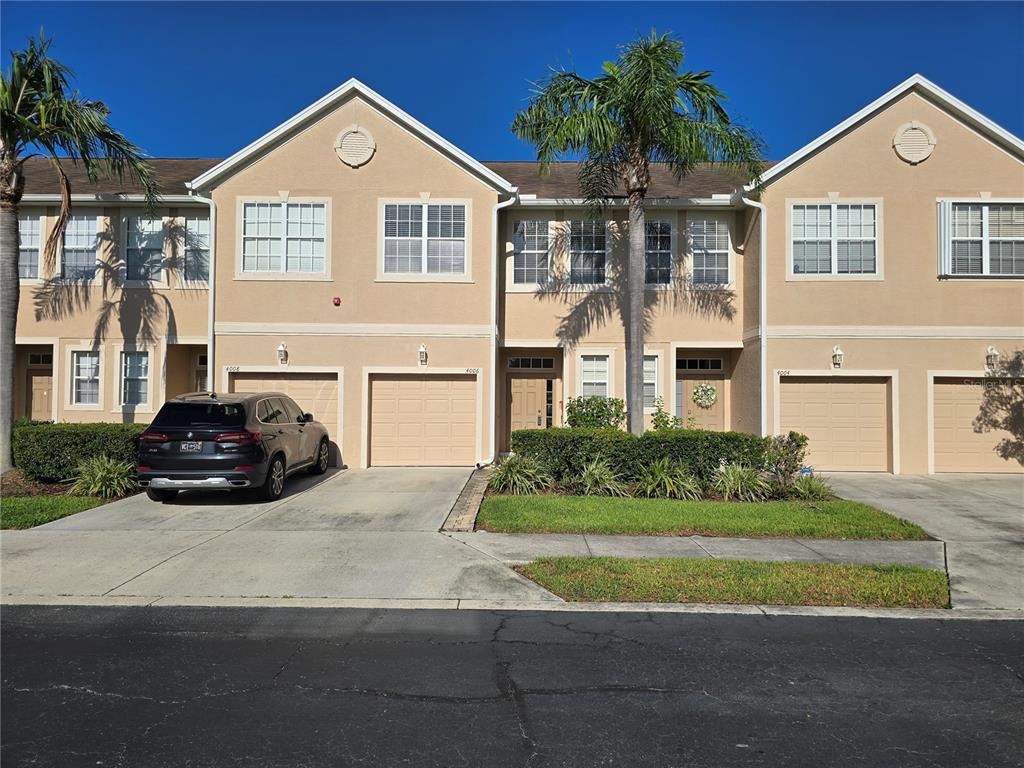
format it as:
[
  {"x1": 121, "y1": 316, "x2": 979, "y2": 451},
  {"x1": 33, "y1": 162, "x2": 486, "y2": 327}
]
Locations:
[
  {"x1": 569, "y1": 220, "x2": 606, "y2": 285},
  {"x1": 643, "y1": 355, "x2": 659, "y2": 409},
  {"x1": 62, "y1": 214, "x2": 99, "y2": 280},
  {"x1": 383, "y1": 202, "x2": 466, "y2": 275},
  {"x1": 72, "y1": 350, "x2": 100, "y2": 405},
  {"x1": 690, "y1": 218, "x2": 730, "y2": 285},
  {"x1": 791, "y1": 203, "x2": 877, "y2": 275},
  {"x1": 18, "y1": 213, "x2": 41, "y2": 279},
  {"x1": 120, "y1": 350, "x2": 149, "y2": 406},
  {"x1": 241, "y1": 201, "x2": 327, "y2": 274},
  {"x1": 125, "y1": 214, "x2": 165, "y2": 282},
  {"x1": 512, "y1": 220, "x2": 550, "y2": 284},
  {"x1": 645, "y1": 220, "x2": 672, "y2": 285},
  {"x1": 184, "y1": 213, "x2": 210, "y2": 282},
  {"x1": 940, "y1": 201, "x2": 1024, "y2": 277},
  {"x1": 581, "y1": 354, "x2": 609, "y2": 398}
]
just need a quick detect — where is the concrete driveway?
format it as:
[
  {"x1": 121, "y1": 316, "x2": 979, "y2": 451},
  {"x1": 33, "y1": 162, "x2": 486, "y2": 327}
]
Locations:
[
  {"x1": 826, "y1": 473, "x2": 1024, "y2": 610},
  {"x1": 1, "y1": 468, "x2": 557, "y2": 605}
]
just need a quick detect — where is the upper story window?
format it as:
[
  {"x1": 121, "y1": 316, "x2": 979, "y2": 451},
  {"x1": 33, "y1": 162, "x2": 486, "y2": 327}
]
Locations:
[
  {"x1": 581, "y1": 354, "x2": 609, "y2": 398},
  {"x1": 241, "y1": 201, "x2": 327, "y2": 274},
  {"x1": 690, "y1": 218, "x2": 730, "y2": 285},
  {"x1": 941, "y1": 201, "x2": 1023, "y2": 277},
  {"x1": 383, "y1": 203, "x2": 466, "y2": 275},
  {"x1": 18, "y1": 213, "x2": 41, "y2": 279},
  {"x1": 184, "y1": 213, "x2": 210, "y2": 282},
  {"x1": 62, "y1": 214, "x2": 99, "y2": 280},
  {"x1": 512, "y1": 220, "x2": 550, "y2": 284},
  {"x1": 645, "y1": 221, "x2": 672, "y2": 285},
  {"x1": 569, "y1": 220, "x2": 606, "y2": 285},
  {"x1": 125, "y1": 214, "x2": 165, "y2": 282},
  {"x1": 791, "y1": 203, "x2": 878, "y2": 276}
]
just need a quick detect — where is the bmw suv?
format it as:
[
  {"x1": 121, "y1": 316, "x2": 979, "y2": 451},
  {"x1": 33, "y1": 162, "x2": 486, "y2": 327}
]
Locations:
[{"x1": 137, "y1": 392, "x2": 331, "y2": 502}]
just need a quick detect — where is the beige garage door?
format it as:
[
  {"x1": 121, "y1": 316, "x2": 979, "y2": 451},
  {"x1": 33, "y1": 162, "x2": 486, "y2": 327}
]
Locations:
[
  {"x1": 933, "y1": 377, "x2": 1023, "y2": 473},
  {"x1": 229, "y1": 372, "x2": 340, "y2": 439},
  {"x1": 780, "y1": 376, "x2": 890, "y2": 471},
  {"x1": 369, "y1": 374, "x2": 476, "y2": 466}
]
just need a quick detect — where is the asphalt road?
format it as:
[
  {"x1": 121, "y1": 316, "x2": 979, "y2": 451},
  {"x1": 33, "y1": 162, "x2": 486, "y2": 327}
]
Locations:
[{"x1": 2, "y1": 606, "x2": 1021, "y2": 767}]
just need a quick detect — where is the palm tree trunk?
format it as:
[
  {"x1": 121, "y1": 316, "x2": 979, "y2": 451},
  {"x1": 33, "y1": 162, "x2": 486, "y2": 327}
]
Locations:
[
  {"x1": 626, "y1": 192, "x2": 646, "y2": 435},
  {"x1": 0, "y1": 199, "x2": 20, "y2": 472}
]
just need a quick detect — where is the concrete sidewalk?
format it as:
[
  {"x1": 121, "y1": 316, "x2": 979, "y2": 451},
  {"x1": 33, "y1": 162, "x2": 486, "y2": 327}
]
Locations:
[{"x1": 448, "y1": 531, "x2": 946, "y2": 570}]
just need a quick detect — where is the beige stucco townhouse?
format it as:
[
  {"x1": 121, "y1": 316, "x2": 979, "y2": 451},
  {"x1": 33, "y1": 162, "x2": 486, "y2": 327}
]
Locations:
[{"x1": 12, "y1": 75, "x2": 1023, "y2": 473}]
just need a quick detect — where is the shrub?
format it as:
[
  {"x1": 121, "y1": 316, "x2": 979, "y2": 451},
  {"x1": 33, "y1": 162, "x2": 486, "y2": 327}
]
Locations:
[
  {"x1": 12, "y1": 422, "x2": 147, "y2": 482},
  {"x1": 634, "y1": 458, "x2": 703, "y2": 500},
  {"x1": 765, "y1": 432, "x2": 809, "y2": 495},
  {"x1": 67, "y1": 456, "x2": 138, "y2": 498},
  {"x1": 790, "y1": 474, "x2": 834, "y2": 501},
  {"x1": 711, "y1": 464, "x2": 771, "y2": 502},
  {"x1": 649, "y1": 397, "x2": 682, "y2": 431},
  {"x1": 568, "y1": 458, "x2": 630, "y2": 497},
  {"x1": 511, "y1": 427, "x2": 768, "y2": 484},
  {"x1": 565, "y1": 396, "x2": 626, "y2": 429},
  {"x1": 488, "y1": 454, "x2": 552, "y2": 495}
]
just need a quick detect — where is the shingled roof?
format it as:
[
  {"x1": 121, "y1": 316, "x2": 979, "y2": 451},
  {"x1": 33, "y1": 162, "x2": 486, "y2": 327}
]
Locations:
[{"x1": 20, "y1": 157, "x2": 220, "y2": 197}]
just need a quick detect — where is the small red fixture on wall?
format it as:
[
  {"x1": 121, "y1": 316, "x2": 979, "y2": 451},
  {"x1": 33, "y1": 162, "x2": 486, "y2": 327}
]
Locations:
[{"x1": 332, "y1": 296, "x2": 342, "y2": 306}]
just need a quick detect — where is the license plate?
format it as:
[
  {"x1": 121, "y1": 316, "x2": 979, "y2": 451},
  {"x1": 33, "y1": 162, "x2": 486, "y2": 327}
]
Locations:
[{"x1": 179, "y1": 441, "x2": 203, "y2": 453}]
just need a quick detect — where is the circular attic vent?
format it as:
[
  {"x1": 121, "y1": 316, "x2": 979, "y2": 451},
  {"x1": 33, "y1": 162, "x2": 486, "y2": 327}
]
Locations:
[
  {"x1": 893, "y1": 121, "x2": 936, "y2": 164},
  {"x1": 335, "y1": 125, "x2": 375, "y2": 167}
]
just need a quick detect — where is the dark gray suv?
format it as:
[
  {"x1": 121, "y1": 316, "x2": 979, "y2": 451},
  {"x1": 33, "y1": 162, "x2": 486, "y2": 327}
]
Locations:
[{"x1": 137, "y1": 392, "x2": 331, "y2": 502}]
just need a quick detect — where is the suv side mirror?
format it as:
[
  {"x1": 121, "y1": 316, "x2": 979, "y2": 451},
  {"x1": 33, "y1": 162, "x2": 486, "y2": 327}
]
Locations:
[{"x1": 302, "y1": 412, "x2": 314, "y2": 423}]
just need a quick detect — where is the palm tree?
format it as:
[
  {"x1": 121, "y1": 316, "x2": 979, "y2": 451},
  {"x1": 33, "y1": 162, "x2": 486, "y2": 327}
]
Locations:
[
  {"x1": 512, "y1": 31, "x2": 763, "y2": 435},
  {"x1": 0, "y1": 33, "x2": 156, "y2": 472}
]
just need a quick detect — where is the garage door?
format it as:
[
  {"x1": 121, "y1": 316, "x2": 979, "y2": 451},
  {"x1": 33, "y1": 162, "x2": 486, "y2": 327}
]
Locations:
[
  {"x1": 933, "y1": 377, "x2": 1023, "y2": 473},
  {"x1": 780, "y1": 376, "x2": 890, "y2": 471},
  {"x1": 229, "y1": 372, "x2": 340, "y2": 439},
  {"x1": 369, "y1": 374, "x2": 476, "y2": 466}
]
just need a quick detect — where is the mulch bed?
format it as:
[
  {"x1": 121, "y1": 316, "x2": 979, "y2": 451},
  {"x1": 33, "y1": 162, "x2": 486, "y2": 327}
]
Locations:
[{"x1": 1, "y1": 469, "x2": 69, "y2": 497}]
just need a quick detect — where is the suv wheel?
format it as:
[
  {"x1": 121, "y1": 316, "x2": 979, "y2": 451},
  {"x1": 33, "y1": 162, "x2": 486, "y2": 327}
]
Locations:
[
  {"x1": 260, "y1": 455, "x2": 286, "y2": 501},
  {"x1": 146, "y1": 488, "x2": 178, "y2": 503},
  {"x1": 309, "y1": 438, "x2": 329, "y2": 475}
]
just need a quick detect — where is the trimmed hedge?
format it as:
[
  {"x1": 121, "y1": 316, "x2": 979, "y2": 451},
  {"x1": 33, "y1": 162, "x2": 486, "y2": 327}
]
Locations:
[
  {"x1": 12, "y1": 421, "x2": 147, "y2": 482},
  {"x1": 510, "y1": 427, "x2": 768, "y2": 483}
]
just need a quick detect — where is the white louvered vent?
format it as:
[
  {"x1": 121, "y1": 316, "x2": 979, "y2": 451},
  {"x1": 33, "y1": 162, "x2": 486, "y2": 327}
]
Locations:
[
  {"x1": 335, "y1": 125, "x2": 375, "y2": 167},
  {"x1": 893, "y1": 121, "x2": 936, "y2": 164}
]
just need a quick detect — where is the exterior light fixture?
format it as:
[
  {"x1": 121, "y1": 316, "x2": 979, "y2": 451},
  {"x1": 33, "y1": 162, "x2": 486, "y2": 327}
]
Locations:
[
  {"x1": 277, "y1": 342, "x2": 288, "y2": 365},
  {"x1": 831, "y1": 345, "x2": 844, "y2": 369},
  {"x1": 985, "y1": 346, "x2": 1000, "y2": 370},
  {"x1": 418, "y1": 344, "x2": 428, "y2": 366}
]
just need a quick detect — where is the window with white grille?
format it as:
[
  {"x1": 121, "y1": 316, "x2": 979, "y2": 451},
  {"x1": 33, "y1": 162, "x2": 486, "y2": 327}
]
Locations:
[
  {"x1": 512, "y1": 220, "x2": 550, "y2": 284},
  {"x1": 690, "y1": 218, "x2": 730, "y2": 284},
  {"x1": 643, "y1": 355, "x2": 659, "y2": 408},
  {"x1": 120, "y1": 351, "x2": 149, "y2": 406},
  {"x1": 645, "y1": 221, "x2": 672, "y2": 285},
  {"x1": 581, "y1": 355, "x2": 609, "y2": 398},
  {"x1": 62, "y1": 214, "x2": 99, "y2": 280},
  {"x1": 72, "y1": 351, "x2": 100, "y2": 405},
  {"x1": 184, "y1": 213, "x2": 210, "y2": 281},
  {"x1": 569, "y1": 220, "x2": 606, "y2": 284},
  {"x1": 791, "y1": 203, "x2": 877, "y2": 275},
  {"x1": 940, "y1": 201, "x2": 1023, "y2": 277},
  {"x1": 126, "y1": 214, "x2": 165, "y2": 281},
  {"x1": 242, "y1": 201, "x2": 327, "y2": 274},
  {"x1": 18, "y1": 213, "x2": 41, "y2": 279},
  {"x1": 383, "y1": 203, "x2": 466, "y2": 275}
]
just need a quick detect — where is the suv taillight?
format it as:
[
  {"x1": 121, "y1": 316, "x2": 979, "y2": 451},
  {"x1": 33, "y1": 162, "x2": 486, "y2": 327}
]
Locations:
[
  {"x1": 140, "y1": 432, "x2": 168, "y2": 443},
  {"x1": 214, "y1": 431, "x2": 262, "y2": 444}
]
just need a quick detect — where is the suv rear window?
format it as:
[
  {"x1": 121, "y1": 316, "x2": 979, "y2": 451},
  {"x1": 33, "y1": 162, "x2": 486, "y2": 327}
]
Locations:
[{"x1": 152, "y1": 402, "x2": 246, "y2": 428}]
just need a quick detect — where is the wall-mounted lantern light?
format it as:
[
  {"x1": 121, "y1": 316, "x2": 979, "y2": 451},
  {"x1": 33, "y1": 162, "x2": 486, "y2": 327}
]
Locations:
[
  {"x1": 277, "y1": 342, "x2": 288, "y2": 365},
  {"x1": 831, "y1": 345, "x2": 844, "y2": 369},
  {"x1": 985, "y1": 346, "x2": 1000, "y2": 370},
  {"x1": 418, "y1": 344, "x2": 428, "y2": 366}
]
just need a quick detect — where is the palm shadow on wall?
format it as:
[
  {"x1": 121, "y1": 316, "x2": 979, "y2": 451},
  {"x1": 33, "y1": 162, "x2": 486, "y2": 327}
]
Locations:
[
  {"x1": 975, "y1": 349, "x2": 1024, "y2": 466},
  {"x1": 31, "y1": 218, "x2": 208, "y2": 423}
]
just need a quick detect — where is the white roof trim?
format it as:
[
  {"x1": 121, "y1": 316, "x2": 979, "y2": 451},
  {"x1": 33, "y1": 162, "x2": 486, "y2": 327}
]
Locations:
[
  {"x1": 750, "y1": 74, "x2": 1024, "y2": 190},
  {"x1": 20, "y1": 193, "x2": 200, "y2": 204},
  {"x1": 187, "y1": 78, "x2": 514, "y2": 193},
  {"x1": 515, "y1": 197, "x2": 741, "y2": 208}
]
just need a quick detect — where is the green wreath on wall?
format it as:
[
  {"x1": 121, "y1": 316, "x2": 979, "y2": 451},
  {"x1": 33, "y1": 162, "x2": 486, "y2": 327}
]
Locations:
[{"x1": 692, "y1": 383, "x2": 718, "y2": 409}]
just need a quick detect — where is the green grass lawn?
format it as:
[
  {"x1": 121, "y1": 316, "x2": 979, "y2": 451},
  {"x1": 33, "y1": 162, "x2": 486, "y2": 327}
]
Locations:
[
  {"x1": 518, "y1": 556, "x2": 950, "y2": 608},
  {"x1": 479, "y1": 495, "x2": 929, "y2": 540},
  {"x1": 1, "y1": 496, "x2": 106, "y2": 529}
]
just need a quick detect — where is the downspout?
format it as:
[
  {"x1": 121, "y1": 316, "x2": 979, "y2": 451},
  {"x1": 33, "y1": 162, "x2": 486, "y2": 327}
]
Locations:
[
  {"x1": 480, "y1": 188, "x2": 519, "y2": 467},
  {"x1": 740, "y1": 195, "x2": 768, "y2": 437},
  {"x1": 187, "y1": 187, "x2": 217, "y2": 392}
]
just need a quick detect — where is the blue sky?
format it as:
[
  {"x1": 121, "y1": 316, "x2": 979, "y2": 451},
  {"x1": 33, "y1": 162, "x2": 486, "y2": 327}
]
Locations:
[{"x1": 2, "y1": 1, "x2": 1022, "y2": 162}]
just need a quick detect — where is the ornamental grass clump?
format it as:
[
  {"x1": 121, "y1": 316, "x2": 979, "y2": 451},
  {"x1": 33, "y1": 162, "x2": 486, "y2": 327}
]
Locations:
[
  {"x1": 711, "y1": 464, "x2": 771, "y2": 502},
  {"x1": 634, "y1": 457, "x2": 703, "y2": 500},
  {"x1": 790, "y1": 474, "x2": 834, "y2": 501},
  {"x1": 569, "y1": 458, "x2": 631, "y2": 497},
  {"x1": 67, "y1": 456, "x2": 138, "y2": 498},
  {"x1": 487, "y1": 454, "x2": 552, "y2": 496}
]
